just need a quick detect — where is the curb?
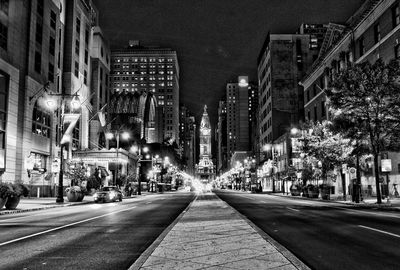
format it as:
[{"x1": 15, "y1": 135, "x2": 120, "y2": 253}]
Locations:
[
  {"x1": 128, "y1": 194, "x2": 198, "y2": 270},
  {"x1": 0, "y1": 201, "x2": 93, "y2": 215},
  {"x1": 270, "y1": 194, "x2": 400, "y2": 211},
  {"x1": 217, "y1": 194, "x2": 311, "y2": 270}
]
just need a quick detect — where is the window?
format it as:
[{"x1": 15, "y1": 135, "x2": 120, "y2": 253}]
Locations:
[
  {"x1": 0, "y1": 0, "x2": 8, "y2": 15},
  {"x1": 49, "y1": 36, "x2": 55, "y2": 56},
  {"x1": 392, "y1": 4, "x2": 400, "y2": 28},
  {"x1": 75, "y1": 17, "x2": 81, "y2": 35},
  {"x1": 72, "y1": 121, "x2": 80, "y2": 150},
  {"x1": 50, "y1": 10, "x2": 57, "y2": 30},
  {"x1": 75, "y1": 39, "x2": 80, "y2": 56},
  {"x1": 395, "y1": 44, "x2": 400, "y2": 59},
  {"x1": 37, "y1": 0, "x2": 43, "y2": 17},
  {"x1": 34, "y1": 51, "x2": 41, "y2": 73},
  {"x1": 0, "y1": 22, "x2": 7, "y2": 50},
  {"x1": 35, "y1": 19, "x2": 43, "y2": 45},
  {"x1": 32, "y1": 153, "x2": 47, "y2": 170},
  {"x1": 359, "y1": 37, "x2": 365, "y2": 56},
  {"x1": 85, "y1": 27, "x2": 89, "y2": 46},
  {"x1": 321, "y1": 101, "x2": 326, "y2": 117},
  {"x1": 32, "y1": 102, "x2": 51, "y2": 138},
  {"x1": 84, "y1": 49, "x2": 88, "y2": 65},
  {"x1": 74, "y1": 61, "x2": 79, "y2": 77},
  {"x1": 374, "y1": 24, "x2": 381, "y2": 43},
  {"x1": 314, "y1": 106, "x2": 318, "y2": 121},
  {"x1": 0, "y1": 73, "x2": 8, "y2": 171},
  {"x1": 84, "y1": 70, "x2": 87, "y2": 85},
  {"x1": 48, "y1": 62, "x2": 54, "y2": 83}
]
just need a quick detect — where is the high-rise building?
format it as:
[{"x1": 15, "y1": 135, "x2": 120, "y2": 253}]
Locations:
[
  {"x1": 216, "y1": 100, "x2": 227, "y2": 174},
  {"x1": 226, "y1": 76, "x2": 250, "y2": 165},
  {"x1": 0, "y1": 0, "x2": 65, "y2": 187},
  {"x1": 257, "y1": 33, "x2": 319, "y2": 161},
  {"x1": 109, "y1": 41, "x2": 180, "y2": 144},
  {"x1": 179, "y1": 105, "x2": 196, "y2": 172},
  {"x1": 89, "y1": 26, "x2": 110, "y2": 149}
]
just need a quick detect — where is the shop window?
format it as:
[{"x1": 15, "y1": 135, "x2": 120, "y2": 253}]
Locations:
[{"x1": 32, "y1": 101, "x2": 51, "y2": 138}]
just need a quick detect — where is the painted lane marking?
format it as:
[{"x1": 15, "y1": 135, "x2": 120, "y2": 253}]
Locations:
[
  {"x1": 359, "y1": 225, "x2": 400, "y2": 239},
  {"x1": 331, "y1": 206, "x2": 400, "y2": 219},
  {"x1": 146, "y1": 202, "x2": 152, "y2": 204},
  {"x1": 287, "y1": 207, "x2": 300, "y2": 212},
  {"x1": 0, "y1": 206, "x2": 137, "y2": 247}
]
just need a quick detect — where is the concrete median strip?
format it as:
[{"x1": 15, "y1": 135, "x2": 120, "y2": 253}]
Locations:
[{"x1": 130, "y1": 193, "x2": 310, "y2": 270}]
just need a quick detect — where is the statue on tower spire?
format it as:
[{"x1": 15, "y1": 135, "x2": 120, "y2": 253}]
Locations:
[{"x1": 204, "y1": 104, "x2": 207, "y2": 113}]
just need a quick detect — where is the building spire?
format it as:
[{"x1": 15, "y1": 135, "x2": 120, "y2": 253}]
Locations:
[{"x1": 204, "y1": 104, "x2": 207, "y2": 113}]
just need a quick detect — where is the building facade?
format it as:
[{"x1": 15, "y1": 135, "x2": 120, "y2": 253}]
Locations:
[
  {"x1": 216, "y1": 100, "x2": 227, "y2": 174},
  {"x1": 109, "y1": 41, "x2": 180, "y2": 144},
  {"x1": 300, "y1": 0, "x2": 400, "y2": 196},
  {"x1": 226, "y1": 76, "x2": 250, "y2": 165},
  {"x1": 257, "y1": 33, "x2": 320, "y2": 162}
]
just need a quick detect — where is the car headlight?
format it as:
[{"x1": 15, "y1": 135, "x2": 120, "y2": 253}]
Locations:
[
  {"x1": 109, "y1": 191, "x2": 116, "y2": 198},
  {"x1": 93, "y1": 194, "x2": 98, "y2": 199}
]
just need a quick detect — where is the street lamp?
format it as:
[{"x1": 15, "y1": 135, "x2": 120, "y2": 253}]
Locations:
[
  {"x1": 105, "y1": 130, "x2": 130, "y2": 186},
  {"x1": 130, "y1": 144, "x2": 149, "y2": 195},
  {"x1": 50, "y1": 93, "x2": 81, "y2": 203}
]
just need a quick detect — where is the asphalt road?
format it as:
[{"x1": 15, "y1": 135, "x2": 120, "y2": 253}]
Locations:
[
  {"x1": 0, "y1": 192, "x2": 195, "y2": 270},
  {"x1": 215, "y1": 190, "x2": 400, "y2": 270}
]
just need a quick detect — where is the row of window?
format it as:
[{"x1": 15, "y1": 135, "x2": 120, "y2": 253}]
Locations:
[{"x1": 114, "y1": 57, "x2": 174, "y2": 63}]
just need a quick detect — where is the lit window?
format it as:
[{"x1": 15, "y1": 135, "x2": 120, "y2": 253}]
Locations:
[{"x1": 32, "y1": 102, "x2": 51, "y2": 138}]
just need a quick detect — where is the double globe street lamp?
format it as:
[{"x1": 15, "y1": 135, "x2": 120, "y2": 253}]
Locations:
[{"x1": 105, "y1": 130, "x2": 130, "y2": 186}]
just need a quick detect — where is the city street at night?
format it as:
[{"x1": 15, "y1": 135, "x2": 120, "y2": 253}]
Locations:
[
  {"x1": 0, "y1": 193, "x2": 194, "y2": 270},
  {"x1": 215, "y1": 190, "x2": 400, "y2": 270}
]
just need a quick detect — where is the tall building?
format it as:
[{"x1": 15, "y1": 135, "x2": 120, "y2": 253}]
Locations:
[
  {"x1": 226, "y1": 76, "x2": 250, "y2": 164},
  {"x1": 109, "y1": 41, "x2": 180, "y2": 144},
  {"x1": 301, "y1": 0, "x2": 400, "y2": 123},
  {"x1": 179, "y1": 105, "x2": 195, "y2": 172},
  {"x1": 88, "y1": 25, "x2": 110, "y2": 149},
  {"x1": 216, "y1": 100, "x2": 227, "y2": 174},
  {"x1": 248, "y1": 82, "x2": 259, "y2": 156},
  {"x1": 297, "y1": 23, "x2": 328, "y2": 54},
  {"x1": 0, "y1": 0, "x2": 65, "y2": 186},
  {"x1": 257, "y1": 33, "x2": 319, "y2": 161},
  {"x1": 299, "y1": 0, "x2": 400, "y2": 198},
  {"x1": 195, "y1": 105, "x2": 215, "y2": 182}
]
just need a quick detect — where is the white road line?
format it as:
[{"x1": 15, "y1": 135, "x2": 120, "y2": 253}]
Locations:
[
  {"x1": 146, "y1": 202, "x2": 152, "y2": 204},
  {"x1": 359, "y1": 225, "x2": 400, "y2": 239},
  {"x1": 287, "y1": 207, "x2": 300, "y2": 212},
  {"x1": 237, "y1": 194, "x2": 255, "y2": 200},
  {"x1": 0, "y1": 206, "x2": 137, "y2": 247},
  {"x1": 332, "y1": 206, "x2": 400, "y2": 219}
]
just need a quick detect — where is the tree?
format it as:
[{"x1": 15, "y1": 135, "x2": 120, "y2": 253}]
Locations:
[
  {"x1": 326, "y1": 59, "x2": 400, "y2": 204},
  {"x1": 300, "y1": 121, "x2": 354, "y2": 184}
]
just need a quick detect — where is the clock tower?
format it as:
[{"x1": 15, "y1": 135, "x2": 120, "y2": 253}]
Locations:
[
  {"x1": 196, "y1": 105, "x2": 215, "y2": 183},
  {"x1": 200, "y1": 105, "x2": 211, "y2": 158}
]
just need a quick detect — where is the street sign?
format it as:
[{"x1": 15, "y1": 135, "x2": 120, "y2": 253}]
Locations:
[
  {"x1": 349, "y1": 167, "x2": 356, "y2": 180},
  {"x1": 381, "y1": 159, "x2": 392, "y2": 172}
]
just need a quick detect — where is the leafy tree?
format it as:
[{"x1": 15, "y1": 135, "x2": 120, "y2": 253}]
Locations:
[
  {"x1": 300, "y1": 121, "x2": 354, "y2": 183},
  {"x1": 326, "y1": 59, "x2": 400, "y2": 204}
]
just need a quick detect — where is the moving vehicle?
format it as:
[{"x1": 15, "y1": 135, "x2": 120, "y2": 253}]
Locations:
[{"x1": 93, "y1": 186, "x2": 123, "y2": 203}]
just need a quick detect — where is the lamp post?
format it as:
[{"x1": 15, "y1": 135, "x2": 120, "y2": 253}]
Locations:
[
  {"x1": 130, "y1": 144, "x2": 149, "y2": 195},
  {"x1": 106, "y1": 130, "x2": 130, "y2": 186},
  {"x1": 45, "y1": 93, "x2": 80, "y2": 203}
]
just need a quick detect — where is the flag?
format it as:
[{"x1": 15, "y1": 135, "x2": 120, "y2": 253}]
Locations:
[
  {"x1": 98, "y1": 104, "x2": 107, "y2": 127},
  {"x1": 80, "y1": 92, "x2": 95, "y2": 113}
]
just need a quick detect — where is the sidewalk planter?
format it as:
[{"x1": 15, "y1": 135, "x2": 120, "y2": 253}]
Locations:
[
  {"x1": 290, "y1": 184, "x2": 301, "y2": 196},
  {"x1": 5, "y1": 196, "x2": 21, "y2": 210},
  {"x1": 320, "y1": 184, "x2": 331, "y2": 200},
  {"x1": 4, "y1": 183, "x2": 29, "y2": 210},
  {"x1": 66, "y1": 186, "x2": 85, "y2": 202},
  {"x1": 0, "y1": 197, "x2": 7, "y2": 209},
  {"x1": 306, "y1": 184, "x2": 319, "y2": 198},
  {"x1": 0, "y1": 183, "x2": 12, "y2": 209}
]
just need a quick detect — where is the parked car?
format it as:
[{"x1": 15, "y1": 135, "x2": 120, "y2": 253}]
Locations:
[{"x1": 93, "y1": 186, "x2": 123, "y2": 203}]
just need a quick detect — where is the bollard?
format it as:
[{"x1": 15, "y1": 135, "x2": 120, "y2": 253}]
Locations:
[{"x1": 37, "y1": 187, "x2": 40, "y2": 198}]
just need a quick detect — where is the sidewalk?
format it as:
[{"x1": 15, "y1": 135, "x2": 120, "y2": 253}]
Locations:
[
  {"x1": 130, "y1": 193, "x2": 309, "y2": 270},
  {"x1": 0, "y1": 192, "x2": 155, "y2": 215},
  {"x1": 271, "y1": 192, "x2": 400, "y2": 210}
]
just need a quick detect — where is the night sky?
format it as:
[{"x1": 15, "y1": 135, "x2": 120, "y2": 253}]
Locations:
[{"x1": 93, "y1": 0, "x2": 364, "y2": 124}]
